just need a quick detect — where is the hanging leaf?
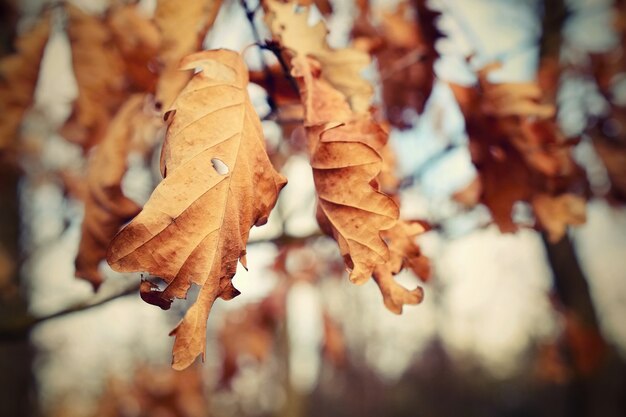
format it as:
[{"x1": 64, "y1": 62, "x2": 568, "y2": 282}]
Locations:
[
  {"x1": 61, "y1": 4, "x2": 126, "y2": 150},
  {"x1": 107, "y1": 3, "x2": 161, "y2": 92},
  {"x1": 154, "y1": 0, "x2": 223, "y2": 109},
  {"x1": 264, "y1": 0, "x2": 373, "y2": 113},
  {"x1": 292, "y1": 56, "x2": 398, "y2": 284},
  {"x1": 0, "y1": 13, "x2": 50, "y2": 151},
  {"x1": 450, "y1": 65, "x2": 586, "y2": 238},
  {"x1": 75, "y1": 95, "x2": 151, "y2": 290},
  {"x1": 353, "y1": 0, "x2": 444, "y2": 128},
  {"x1": 107, "y1": 50, "x2": 286, "y2": 369}
]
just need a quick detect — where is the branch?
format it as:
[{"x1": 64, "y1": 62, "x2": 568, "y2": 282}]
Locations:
[
  {"x1": 0, "y1": 281, "x2": 140, "y2": 341},
  {"x1": 261, "y1": 40, "x2": 300, "y2": 95},
  {"x1": 0, "y1": 229, "x2": 326, "y2": 342},
  {"x1": 241, "y1": 0, "x2": 278, "y2": 111},
  {"x1": 249, "y1": 230, "x2": 324, "y2": 246}
]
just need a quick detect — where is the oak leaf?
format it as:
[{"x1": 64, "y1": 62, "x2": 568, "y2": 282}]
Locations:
[
  {"x1": 61, "y1": 4, "x2": 126, "y2": 150},
  {"x1": 450, "y1": 66, "x2": 586, "y2": 236},
  {"x1": 373, "y1": 220, "x2": 429, "y2": 314},
  {"x1": 264, "y1": 0, "x2": 373, "y2": 113},
  {"x1": 0, "y1": 14, "x2": 50, "y2": 151},
  {"x1": 292, "y1": 56, "x2": 398, "y2": 284},
  {"x1": 154, "y1": 0, "x2": 223, "y2": 109},
  {"x1": 107, "y1": 3, "x2": 161, "y2": 92},
  {"x1": 353, "y1": 0, "x2": 443, "y2": 128},
  {"x1": 75, "y1": 95, "x2": 151, "y2": 289},
  {"x1": 107, "y1": 50, "x2": 286, "y2": 370}
]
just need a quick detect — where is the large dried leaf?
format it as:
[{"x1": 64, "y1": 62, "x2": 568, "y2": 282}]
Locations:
[
  {"x1": 61, "y1": 4, "x2": 126, "y2": 150},
  {"x1": 75, "y1": 95, "x2": 158, "y2": 289},
  {"x1": 293, "y1": 56, "x2": 398, "y2": 284},
  {"x1": 154, "y1": 0, "x2": 223, "y2": 109},
  {"x1": 264, "y1": 0, "x2": 373, "y2": 113},
  {"x1": 0, "y1": 14, "x2": 50, "y2": 150},
  {"x1": 107, "y1": 50, "x2": 286, "y2": 369}
]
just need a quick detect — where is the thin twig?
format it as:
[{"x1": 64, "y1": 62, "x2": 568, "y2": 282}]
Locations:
[
  {"x1": 0, "y1": 281, "x2": 140, "y2": 341},
  {"x1": 261, "y1": 40, "x2": 300, "y2": 95},
  {"x1": 241, "y1": 0, "x2": 278, "y2": 111}
]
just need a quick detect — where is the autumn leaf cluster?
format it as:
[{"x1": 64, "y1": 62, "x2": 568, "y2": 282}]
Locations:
[{"x1": 1, "y1": 0, "x2": 624, "y2": 372}]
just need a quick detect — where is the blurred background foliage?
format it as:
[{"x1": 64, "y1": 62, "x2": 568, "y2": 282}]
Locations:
[{"x1": 0, "y1": 0, "x2": 625, "y2": 416}]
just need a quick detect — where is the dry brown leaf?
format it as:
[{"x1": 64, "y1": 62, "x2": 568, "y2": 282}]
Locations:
[
  {"x1": 0, "y1": 14, "x2": 50, "y2": 151},
  {"x1": 450, "y1": 82, "x2": 534, "y2": 232},
  {"x1": 450, "y1": 64, "x2": 586, "y2": 234},
  {"x1": 107, "y1": 50, "x2": 286, "y2": 370},
  {"x1": 264, "y1": 0, "x2": 373, "y2": 113},
  {"x1": 61, "y1": 4, "x2": 126, "y2": 150},
  {"x1": 353, "y1": 0, "x2": 443, "y2": 128},
  {"x1": 107, "y1": 3, "x2": 161, "y2": 92},
  {"x1": 75, "y1": 95, "x2": 147, "y2": 289},
  {"x1": 532, "y1": 193, "x2": 586, "y2": 243},
  {"x1": 373, "y1": 220, "x2": 429, "y2": 314},
  {"x1": 293, "y1": 56, "x2": 398, "y2": 284},
  {"x1": 154, "y1": 0, "x2": 223, "y2": 109}
]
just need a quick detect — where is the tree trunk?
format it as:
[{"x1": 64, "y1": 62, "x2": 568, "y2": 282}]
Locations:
[{"x1": 0, "y1": 160, "x2": 37, "y2": 417}]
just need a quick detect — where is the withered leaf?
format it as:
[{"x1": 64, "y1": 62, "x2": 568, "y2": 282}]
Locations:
[
  {"x1": 292, "y1": 56, "x2": 399, "y2": 284},
  {"x1": 0, "y1": 14, "x2": 50, "y2": 151},
  {"x1": 264, "y1": 0, "x2": 373, "y2": 113},
  {"x1": 75, "y1": 95, "x2": 147, "y2": 289},
  {"x1": 450, "y1": 65, "x2": 586, "y2": 235},
  {"x1": 107, "y1": 3, "x2": 161, "y2": 92},
  {"x1": 154, "y1": 0, "x2": 223, "y2": 109},
  {"x1": 61, "y1": 4, "x2": 126, "y2": 150},
  {"x1": 353, "y1": 0, "x2": 443, "y2": 128},
  {"x1": 107, "y1": 50, "x2": 286, "y2": 370},
  {"x1": 373, "y1": 220, "x2": 429, "y2": 314}
]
